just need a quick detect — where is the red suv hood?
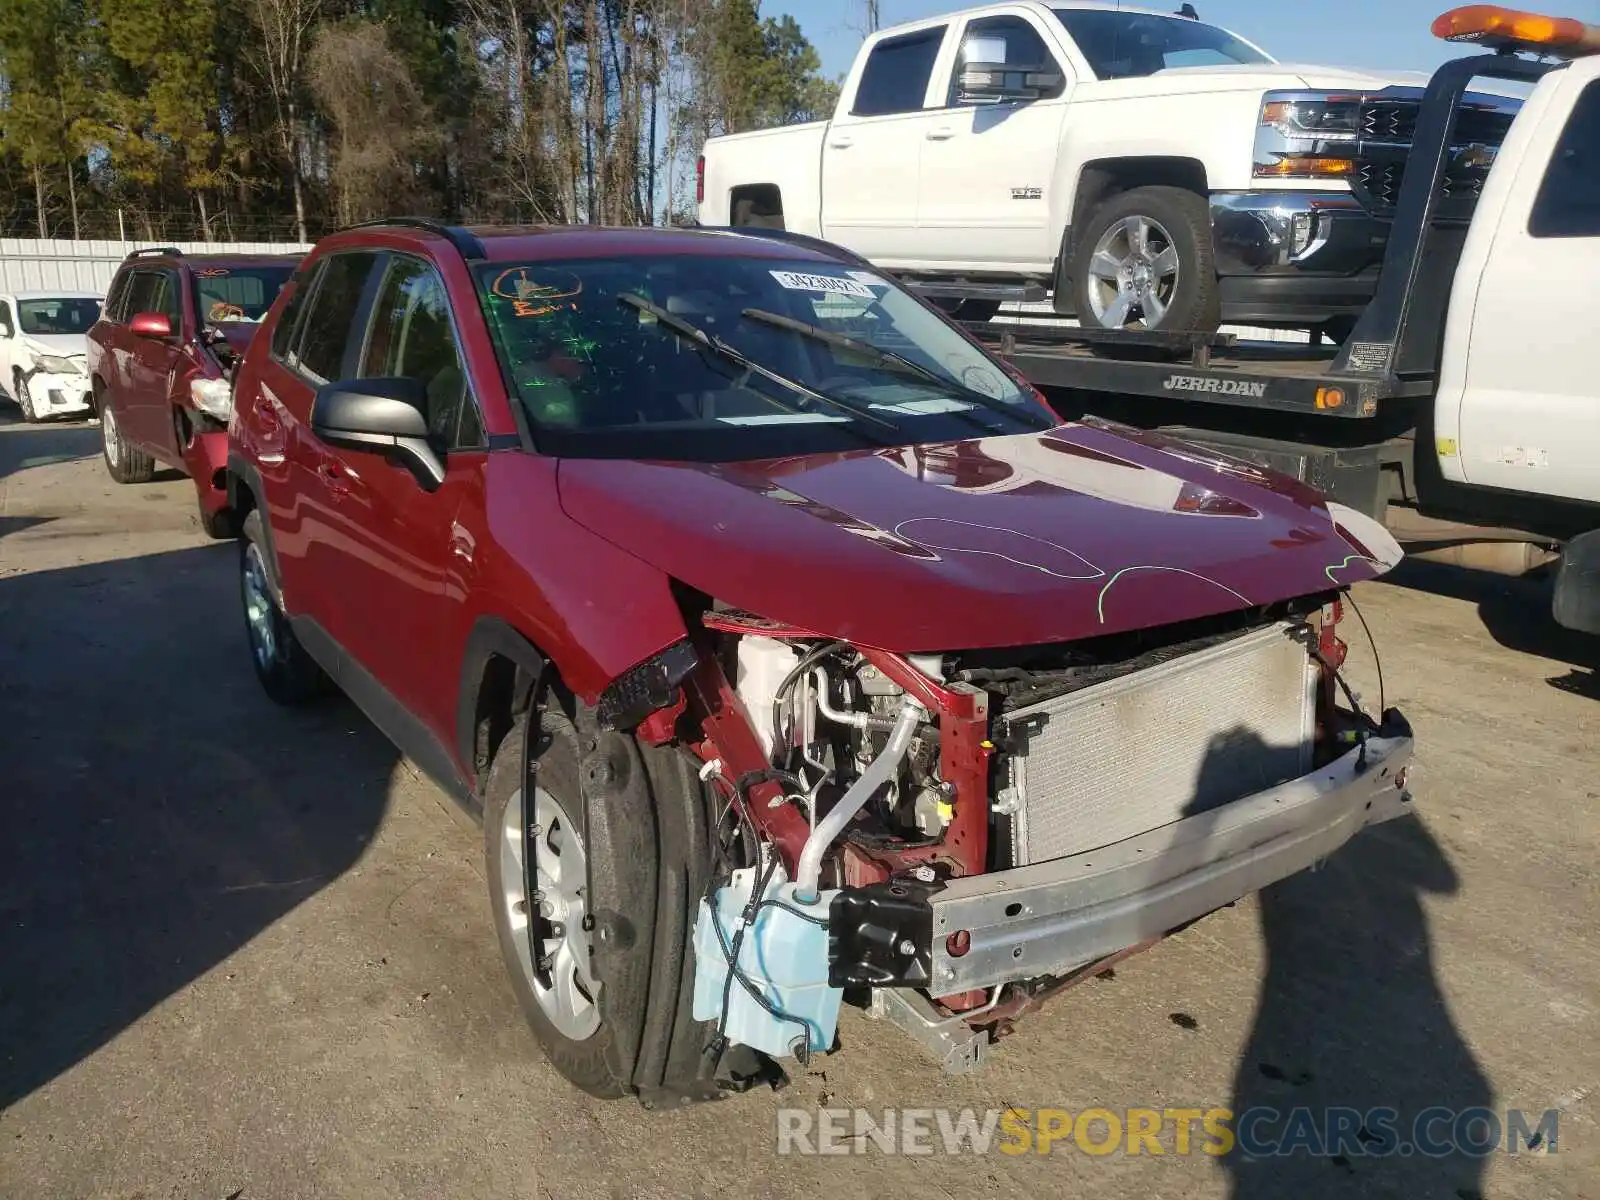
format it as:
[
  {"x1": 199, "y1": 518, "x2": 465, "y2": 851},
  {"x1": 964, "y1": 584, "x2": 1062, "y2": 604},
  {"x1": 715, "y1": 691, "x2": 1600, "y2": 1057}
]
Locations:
[{"x1": 557, "y1": 424, "x2": 1387, "y2": 651}]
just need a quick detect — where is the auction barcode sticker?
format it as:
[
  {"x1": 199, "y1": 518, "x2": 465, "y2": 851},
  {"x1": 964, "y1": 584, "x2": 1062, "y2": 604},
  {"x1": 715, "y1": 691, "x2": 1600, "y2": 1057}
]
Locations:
[{"x1": 770, "y1": 270, "x2": 875, "y2": 298}]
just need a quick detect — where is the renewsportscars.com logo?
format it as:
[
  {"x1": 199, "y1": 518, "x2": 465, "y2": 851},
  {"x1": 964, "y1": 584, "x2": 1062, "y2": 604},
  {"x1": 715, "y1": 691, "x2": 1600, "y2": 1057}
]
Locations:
[{"x1": 775, "y1": 1106, "x2": 1560, "y2": 1158}]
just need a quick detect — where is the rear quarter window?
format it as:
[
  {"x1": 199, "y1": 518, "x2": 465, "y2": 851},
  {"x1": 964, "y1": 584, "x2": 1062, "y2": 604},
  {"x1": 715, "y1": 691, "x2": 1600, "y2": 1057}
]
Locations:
[
  {"x1": 1530, "y1": 79, "x2": 1600, "y2": 239},
  {"x1": 269, "y1": 263, "x2": 323, "y2": 363}
]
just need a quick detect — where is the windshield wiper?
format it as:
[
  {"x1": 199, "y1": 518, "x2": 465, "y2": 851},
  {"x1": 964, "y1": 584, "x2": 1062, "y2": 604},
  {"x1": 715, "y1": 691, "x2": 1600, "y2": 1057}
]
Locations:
[
  {"x1": 616, "y1": 293, "x2": 900, "y2": 440},
  {"x1": 740, "y1": 307, "x2": 1052, "y2": 433}
]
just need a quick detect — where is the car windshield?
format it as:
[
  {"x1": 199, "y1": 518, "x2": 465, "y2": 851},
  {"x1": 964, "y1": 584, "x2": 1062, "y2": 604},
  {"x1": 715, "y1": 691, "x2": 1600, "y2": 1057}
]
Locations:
[
  {"x1": 18, "y1": 298, "x2": 101, "y2": 335},
  {"x1": 474, "y1": 253, "x2": 1051, "y2": 460},
  {"x1": 1054, "y1": 10, "x2": 1271, "y2": 79},
  {"x1": 193, "y1": 264, "x2": 296, "y2": 324}
]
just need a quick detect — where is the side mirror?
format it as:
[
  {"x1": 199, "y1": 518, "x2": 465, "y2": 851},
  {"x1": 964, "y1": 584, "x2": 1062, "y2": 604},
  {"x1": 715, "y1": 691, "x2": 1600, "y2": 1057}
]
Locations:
[
  {"x1": 130, "y1": 311, "x2": 173, "y2": 339},
  {"x1": 312, "y1": 376, "x2": 444, "y2": 492},
  {"x1": 957, "y1": 61, "x2": 1063, "y2": 104}
]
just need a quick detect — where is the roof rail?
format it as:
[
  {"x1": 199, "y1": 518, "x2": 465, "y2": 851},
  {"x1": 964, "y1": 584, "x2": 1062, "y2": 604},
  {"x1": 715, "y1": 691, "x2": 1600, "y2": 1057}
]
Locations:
[
  {"x1": 695, "y1": 225, "x2": 876, "y2": 270},
  {"x1": 126, "y1": 246, "x2": 183, "y2": 260},
  {"x1": 344, "y1": 217, "x2": 486, "y2": 261}
]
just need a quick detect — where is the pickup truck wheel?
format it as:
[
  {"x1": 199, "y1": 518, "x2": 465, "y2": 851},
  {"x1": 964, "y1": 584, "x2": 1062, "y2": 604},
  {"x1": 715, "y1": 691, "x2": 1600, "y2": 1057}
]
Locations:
[
  {"x1": 1072, "y1": 186, "x2": 1219, "y2": 333},
  {"x1": 99, "y1": 397, "x2": 155, "y2": 483},
  {"x1": 239, "y1": 509, "x2": 331, "y2": 705},
  {"x1": 485, "y1": 706, "x2": 731, "y2": 1103}
]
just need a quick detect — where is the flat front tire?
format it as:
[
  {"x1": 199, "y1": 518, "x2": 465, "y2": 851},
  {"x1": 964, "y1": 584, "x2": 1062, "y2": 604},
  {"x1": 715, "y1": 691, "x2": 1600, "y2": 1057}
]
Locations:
[{"x1": 483, "y1": 703, "x2": 730, "y2": 1103}]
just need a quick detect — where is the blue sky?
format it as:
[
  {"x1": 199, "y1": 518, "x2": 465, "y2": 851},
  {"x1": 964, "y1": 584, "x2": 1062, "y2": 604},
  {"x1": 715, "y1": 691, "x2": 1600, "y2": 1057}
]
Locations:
[{"x1": 772, "y1": 0, "x2": 1600, "y2": 79}]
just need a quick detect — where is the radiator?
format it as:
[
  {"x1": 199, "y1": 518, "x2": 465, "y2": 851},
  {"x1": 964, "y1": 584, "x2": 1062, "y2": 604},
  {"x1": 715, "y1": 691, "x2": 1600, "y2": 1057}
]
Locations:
[{"x1": 1001, "y1": 622, "x2": 1319, "y2": 866}]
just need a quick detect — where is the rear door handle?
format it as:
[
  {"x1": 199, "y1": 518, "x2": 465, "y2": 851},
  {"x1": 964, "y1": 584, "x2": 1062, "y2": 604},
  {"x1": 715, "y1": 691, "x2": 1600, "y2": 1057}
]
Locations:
[
  {"x1": 925, "y1": 127, "x2": 955, "y2": 141},
  {"x1": 828, "y1": 137, "x2": 854, "y2": 149}
]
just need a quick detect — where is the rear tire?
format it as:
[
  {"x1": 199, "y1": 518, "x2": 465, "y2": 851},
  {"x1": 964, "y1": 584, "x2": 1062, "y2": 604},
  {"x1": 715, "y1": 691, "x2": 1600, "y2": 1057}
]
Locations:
[
  {"x1": 240, "y1": 509, "x2": 331, "y2": 705},
  {"x1": 200, "y1": 503, "x2": 237, "y2": 540},
  {"x1": 1071, "y1": 185, "x2": 1220, "y2": 333},
  {"x1": 484, "y1": 703, "x2": 730, "y2": 1103},
  {"x1": 99, "y1": 395, "x2": 155, "y2": 483}
]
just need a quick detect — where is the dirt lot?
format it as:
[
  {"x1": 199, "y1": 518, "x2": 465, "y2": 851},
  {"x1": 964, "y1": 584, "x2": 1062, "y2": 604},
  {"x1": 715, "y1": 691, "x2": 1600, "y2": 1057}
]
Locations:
[{"x1": 0, "y1": 410, "x2": 1596, "y2": 1200}]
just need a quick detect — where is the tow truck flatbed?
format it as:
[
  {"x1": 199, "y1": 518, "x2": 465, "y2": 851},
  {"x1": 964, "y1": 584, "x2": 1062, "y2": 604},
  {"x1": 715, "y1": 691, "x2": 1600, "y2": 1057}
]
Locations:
[{"x1": 961, "y1": 318, "x2": 1436, "y2": 418}]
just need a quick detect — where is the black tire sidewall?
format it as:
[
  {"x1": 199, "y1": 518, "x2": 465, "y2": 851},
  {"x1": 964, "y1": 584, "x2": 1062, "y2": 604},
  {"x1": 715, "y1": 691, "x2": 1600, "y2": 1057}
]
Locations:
[
  {"x1": 483, "y1": 715, "x2": 625, "y2": 1098},
  {"x1": 1072, "y1": 187, "x2": 1219, "y2": 332}
]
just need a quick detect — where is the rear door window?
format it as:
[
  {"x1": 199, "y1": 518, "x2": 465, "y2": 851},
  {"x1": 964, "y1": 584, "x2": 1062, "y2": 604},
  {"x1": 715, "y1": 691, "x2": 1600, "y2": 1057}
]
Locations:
[
  {"x1": 295, "y1": 253, "x2": 381, "y2": 381},
  {"x1": 852, "y1": 27, "x2": 946, "y2": 116},
  {"x1": 1530, "y1": 79, "x2": 1600, "y2": 238}
]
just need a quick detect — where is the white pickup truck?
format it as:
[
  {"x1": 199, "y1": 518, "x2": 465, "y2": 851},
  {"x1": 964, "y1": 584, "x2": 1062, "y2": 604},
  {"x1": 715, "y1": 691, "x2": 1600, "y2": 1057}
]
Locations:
[{"x1": 697, "y1": 1, "x2": 1521, "y2": 335}]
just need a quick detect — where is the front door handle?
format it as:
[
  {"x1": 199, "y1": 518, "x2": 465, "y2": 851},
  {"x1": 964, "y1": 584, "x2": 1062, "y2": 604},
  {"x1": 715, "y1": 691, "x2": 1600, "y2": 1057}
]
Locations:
[
  {"x1": 828, "y1": 136, "x2": 854, "y2": 149},
  {"x1": 925, "y1": 127, "x2": 955, "y2": 141},
  {"x1": 318, "y1": 462, "x2": 352, "y2": 497}
]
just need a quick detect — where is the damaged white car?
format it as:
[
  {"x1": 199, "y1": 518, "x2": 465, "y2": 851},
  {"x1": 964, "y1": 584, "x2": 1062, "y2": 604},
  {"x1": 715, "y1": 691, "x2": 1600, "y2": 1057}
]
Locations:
[{"x1": 0, "y1": 290, "x2": 103, "y2": 422}]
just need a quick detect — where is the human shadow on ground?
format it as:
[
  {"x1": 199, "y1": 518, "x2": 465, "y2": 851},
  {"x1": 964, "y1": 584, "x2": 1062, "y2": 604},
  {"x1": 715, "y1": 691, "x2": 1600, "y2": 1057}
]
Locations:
[
  {"x1": 0, "y1": 541, "x2": 397, "y2": 1110},
  {"x1": 1191, "y1": 729, "x2": 1492, "y2": 1199}
]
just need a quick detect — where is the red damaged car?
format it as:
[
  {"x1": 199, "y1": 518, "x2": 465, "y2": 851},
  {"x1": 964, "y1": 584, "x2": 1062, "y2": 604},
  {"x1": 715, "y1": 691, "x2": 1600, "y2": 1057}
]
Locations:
[
  {"x1": 86, "y1": 248, "x2": 300, "y2": 536},
  {"x1": 227, "y1": 219, "x2": 1414, "y2": 1104}
]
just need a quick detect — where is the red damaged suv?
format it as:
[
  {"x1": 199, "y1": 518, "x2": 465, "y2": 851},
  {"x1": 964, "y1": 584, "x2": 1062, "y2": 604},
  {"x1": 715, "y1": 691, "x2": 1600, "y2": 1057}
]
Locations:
[
  {"x1": 86, "y1": 247, "x2": 300, "y2": 536},
  {"x1": 227, "y1": 219, "x2": 1414, "y2": 1104}
]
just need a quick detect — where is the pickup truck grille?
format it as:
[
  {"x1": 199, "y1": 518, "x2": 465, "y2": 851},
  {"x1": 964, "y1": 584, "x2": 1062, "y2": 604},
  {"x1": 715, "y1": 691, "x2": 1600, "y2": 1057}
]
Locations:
[
  {"x1": 1358, "y1": 99, "x2": 1514, "y2": 146},
  {"x1": 1353, "y1": 97, "x2": 1516, "y2": 221},
  {"x1": 999, "y1": 621, "x2": 1317, "y2": 866}
]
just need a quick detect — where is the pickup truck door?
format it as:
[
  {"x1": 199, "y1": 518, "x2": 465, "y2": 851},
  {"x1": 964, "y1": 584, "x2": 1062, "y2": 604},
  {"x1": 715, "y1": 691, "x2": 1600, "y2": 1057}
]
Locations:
[
  {"x1": 1441, "y1": 60, "x2": 1600, "y2": 505},
  {"x1": 915, "y1": 11, "x2": 1072, "y2": 271},
  {"x1": 821, "y1": 23, "x2": 949, "y2": 263}
]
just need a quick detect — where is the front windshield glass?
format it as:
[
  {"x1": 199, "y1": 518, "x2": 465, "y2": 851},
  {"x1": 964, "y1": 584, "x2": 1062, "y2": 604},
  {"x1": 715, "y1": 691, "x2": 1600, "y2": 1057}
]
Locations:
[
  {"x1": 1054, "y1": 10, "x2": 1270, "y2": 79},
  {"x1": 475, "y1": 253, "x2": 1050, "y2": 460},
  {"x1": 193, "y1": 264, "x2": 296, "y2": 324},
  {"x1": 18, "y1": 297, "x2": 101, "y2": 335}
]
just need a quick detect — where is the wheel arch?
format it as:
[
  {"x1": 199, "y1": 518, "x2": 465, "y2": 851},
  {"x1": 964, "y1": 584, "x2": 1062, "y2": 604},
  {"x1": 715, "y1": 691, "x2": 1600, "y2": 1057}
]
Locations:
[
  {"x1": 1057, "y1": 157, "x2": 1211, "y2": 293},
  {"x1": 456, "y1": 616, "x2": 552, "y2": 795}
]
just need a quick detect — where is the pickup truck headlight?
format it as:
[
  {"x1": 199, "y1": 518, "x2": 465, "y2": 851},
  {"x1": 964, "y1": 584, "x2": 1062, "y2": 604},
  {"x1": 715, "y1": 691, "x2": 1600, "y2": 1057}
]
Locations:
[
  {"x1": 1255, "y1": 91, "x2": 1361, "y2": 180},
  {"x1": 32, "y1": 353, "x2": 82, "y2": 376},
  {"x1": 189, "y1": 377, "x2": 234, "y2": 422}
]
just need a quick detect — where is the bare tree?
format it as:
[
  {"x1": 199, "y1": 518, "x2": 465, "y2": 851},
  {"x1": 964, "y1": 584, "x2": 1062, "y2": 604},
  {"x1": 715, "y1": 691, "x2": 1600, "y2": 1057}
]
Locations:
[
  {"x1": 308, "y1": 20, "x2": 440, "y2": 226},
  {"x1": 247, "y1": 0, "x2": 320, "y2": 242}
]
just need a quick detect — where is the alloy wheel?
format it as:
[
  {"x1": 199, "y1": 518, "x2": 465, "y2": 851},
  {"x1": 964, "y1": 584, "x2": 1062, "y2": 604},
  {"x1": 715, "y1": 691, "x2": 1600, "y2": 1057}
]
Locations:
[
  {"x1": 1085, "y1": 214, "x2": 1183, "y2": 330},
  {"x1": 500, "y1": 780, "x2": 601, "y2": 1041}
]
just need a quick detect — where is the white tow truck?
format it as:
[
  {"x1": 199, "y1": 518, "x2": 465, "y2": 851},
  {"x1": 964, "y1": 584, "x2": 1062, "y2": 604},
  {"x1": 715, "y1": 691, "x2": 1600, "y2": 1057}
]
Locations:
[
  {"x1": 700, "y1": 5, "x2": 1600, "y2": 637},
  {"x1": 697, "y1": 1, "x2": 1526, "y2": 336}
]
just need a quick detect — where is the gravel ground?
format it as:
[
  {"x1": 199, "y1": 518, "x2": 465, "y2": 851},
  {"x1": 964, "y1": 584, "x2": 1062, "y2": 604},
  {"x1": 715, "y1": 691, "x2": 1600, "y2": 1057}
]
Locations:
[{"x1": 0, "y1": 410, "x2": 1595, "y2": 1200}]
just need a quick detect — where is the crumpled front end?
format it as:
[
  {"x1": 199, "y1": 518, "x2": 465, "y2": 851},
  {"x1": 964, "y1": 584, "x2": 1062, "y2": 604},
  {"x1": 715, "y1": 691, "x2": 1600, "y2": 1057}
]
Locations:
[
  {"x1": 668, "y1": 585, "x2": 1412, "y2": 1075},
  {"x1": 20, "y1": 364, "x2": 93, "y2": 418}
]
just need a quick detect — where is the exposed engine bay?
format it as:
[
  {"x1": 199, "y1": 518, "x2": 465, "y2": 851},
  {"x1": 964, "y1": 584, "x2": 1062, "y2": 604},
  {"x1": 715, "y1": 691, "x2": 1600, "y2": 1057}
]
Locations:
[{"x1": 687, "y1": 595, "x2": 1414, "y2": 1076}]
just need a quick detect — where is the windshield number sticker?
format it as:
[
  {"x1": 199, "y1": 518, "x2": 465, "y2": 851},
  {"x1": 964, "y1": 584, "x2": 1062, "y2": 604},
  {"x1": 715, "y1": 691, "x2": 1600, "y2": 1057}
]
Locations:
[{"x1": 769, "y1": 270, "x2": 875, "y2": 299}]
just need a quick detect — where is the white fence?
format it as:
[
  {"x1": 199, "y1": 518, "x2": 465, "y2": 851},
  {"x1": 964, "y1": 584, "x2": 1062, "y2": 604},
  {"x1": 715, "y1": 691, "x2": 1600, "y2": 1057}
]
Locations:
[{"x1": 0, "y1": 238, "x2": 313, "y2": 296}]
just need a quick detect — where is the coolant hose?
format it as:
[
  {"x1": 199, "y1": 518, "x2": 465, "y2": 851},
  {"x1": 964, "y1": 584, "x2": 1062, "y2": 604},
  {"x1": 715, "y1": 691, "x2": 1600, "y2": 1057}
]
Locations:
[{"x1": 793, "y1": 696, "x2": 927, "y2": 905}]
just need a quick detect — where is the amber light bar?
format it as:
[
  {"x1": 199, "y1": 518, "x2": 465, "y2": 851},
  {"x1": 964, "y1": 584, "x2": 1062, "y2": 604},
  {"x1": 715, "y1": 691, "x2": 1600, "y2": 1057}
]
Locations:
[{"x1": 1432, "y1": 5, "x2": 1600, "y2": 55}]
